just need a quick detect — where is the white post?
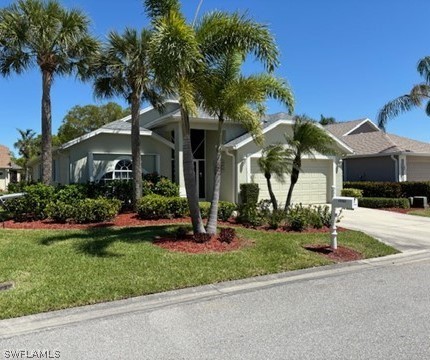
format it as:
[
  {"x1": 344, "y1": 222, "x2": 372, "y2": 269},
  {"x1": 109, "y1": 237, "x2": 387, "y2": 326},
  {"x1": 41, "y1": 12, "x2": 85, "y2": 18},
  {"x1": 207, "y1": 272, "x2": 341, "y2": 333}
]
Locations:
[
  {"x1": 330, "y1": 206, "x2": 338, "y2": 250},
  {"x1": 331, "y1": 185, "x2": 336, "y2": 200}
]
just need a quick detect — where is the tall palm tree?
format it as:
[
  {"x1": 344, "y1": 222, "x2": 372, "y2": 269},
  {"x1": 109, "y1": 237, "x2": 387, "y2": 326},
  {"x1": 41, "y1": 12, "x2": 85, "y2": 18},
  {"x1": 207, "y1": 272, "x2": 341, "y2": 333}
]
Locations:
[
  {"x1": 378, "y1": 56, "x2": 430, "y2": 129},
  {"x1": 144, "y1": 0, "x2": 281, "y2": 234},
  {"x1": 284, "y1": 115, "x2": 337, "y2": 210},
  {"x1": 0, "y1": 0, "x2": 99, "y2": 185},
  {"x1": 257, "y1": 144, "x2": 292, "y2": 211},
  {"x1": 197, "y1": 51, "x2": 294, "y2": 233},
  {"x1": 92, "y1": 28, "x2": 163, "y2": 209},
  {"x1": 14, "y1": 128, "x2": 36, "y2": 181}
]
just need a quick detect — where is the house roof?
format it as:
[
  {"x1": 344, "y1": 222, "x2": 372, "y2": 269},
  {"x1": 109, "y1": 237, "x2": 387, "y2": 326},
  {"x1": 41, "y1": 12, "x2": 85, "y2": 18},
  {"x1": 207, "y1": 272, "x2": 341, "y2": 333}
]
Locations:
[
  {"x1": 323, "y1": 118, "x2": 376, "y2": 137},
  {"x1": 324, "y1": 119, "x2": 430, "y2": 156},
  {"x1": 0, "y1": 145, "x2": 11, "y2": 168},
  {"x1": 224, "y1": 113, "x2": 353, "y2": 154}
]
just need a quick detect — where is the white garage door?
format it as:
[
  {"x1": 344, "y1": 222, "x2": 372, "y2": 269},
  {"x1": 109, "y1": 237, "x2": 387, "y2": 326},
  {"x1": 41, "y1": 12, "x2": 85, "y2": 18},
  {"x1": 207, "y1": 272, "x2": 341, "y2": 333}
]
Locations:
[
  {"x1": 406, "y1": 157, "x2": 430, "y2": 181},
  {"x1": 250, "y1": 159, "x2": 329, "y2": 205}
]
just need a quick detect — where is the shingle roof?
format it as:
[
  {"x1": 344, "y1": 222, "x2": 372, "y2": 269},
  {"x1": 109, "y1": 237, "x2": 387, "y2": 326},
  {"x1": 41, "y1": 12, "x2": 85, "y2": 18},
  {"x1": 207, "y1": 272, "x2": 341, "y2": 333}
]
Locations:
[
  {"x1": 101, "y1": 120, "x2": 148, "y2": 132},
  {"x1": 325, "y1": 121, "x2": 430, "y2": 155},
  {"x1": 223, "y1": 112, "x2": 294, "y2": 148},
  {"x1": 0, "y1": 145, "x2": 10, "y2": 168},
  {"x1": 324, "y1": 118, "x2": 369, "y2": 138}
]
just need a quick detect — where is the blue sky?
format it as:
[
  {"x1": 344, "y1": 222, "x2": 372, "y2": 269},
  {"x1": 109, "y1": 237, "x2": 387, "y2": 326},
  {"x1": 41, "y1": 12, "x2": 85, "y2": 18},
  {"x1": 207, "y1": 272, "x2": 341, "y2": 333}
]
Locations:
[{"x1": 2, "y1": 0, "x2": 430, "y2": 154}]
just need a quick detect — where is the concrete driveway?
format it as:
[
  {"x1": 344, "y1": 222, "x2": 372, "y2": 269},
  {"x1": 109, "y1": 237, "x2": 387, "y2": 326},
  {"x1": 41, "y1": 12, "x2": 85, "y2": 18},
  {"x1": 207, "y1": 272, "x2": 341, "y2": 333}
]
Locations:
[{"x1": 340, "y1": 207, "x2": 430, "y2": 252}]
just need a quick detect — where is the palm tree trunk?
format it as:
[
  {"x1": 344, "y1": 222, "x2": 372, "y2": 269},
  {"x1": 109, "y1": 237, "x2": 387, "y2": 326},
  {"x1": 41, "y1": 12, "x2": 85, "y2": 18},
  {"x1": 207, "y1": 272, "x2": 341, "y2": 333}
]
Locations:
[
  {"x1": 265, "y1": 174, "x2": 278, "y2": 210},
  {"x1": 206, "y1": 117, "x2": 224, "y2": 234},
  {"x1": 41, "y1": 70, "x2": 53, "y2": 185},
  {"x1": 285, "y1": 157, "x2": 301, "y2": 210},
  {"x1": 180, "y1": 106, "x2": 206, "y2": 234},
  {"x1": 131, "y1": 93, "x2": 142, "y2": 210}
]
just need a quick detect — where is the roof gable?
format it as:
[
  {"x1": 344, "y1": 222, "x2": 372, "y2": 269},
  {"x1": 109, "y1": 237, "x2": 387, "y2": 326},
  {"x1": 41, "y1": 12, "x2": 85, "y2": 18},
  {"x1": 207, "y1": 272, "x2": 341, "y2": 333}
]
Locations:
[{"x1": 324, "y1": 118, "x2": 379, "y2": 137}]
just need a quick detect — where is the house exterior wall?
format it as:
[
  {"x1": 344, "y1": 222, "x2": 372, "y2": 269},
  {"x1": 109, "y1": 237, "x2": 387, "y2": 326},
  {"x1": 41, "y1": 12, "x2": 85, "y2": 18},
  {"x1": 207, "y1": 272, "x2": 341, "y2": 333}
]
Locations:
[
  {"x1": 0, "y1": 169, "x2": 7, "y2": 191},
  {"x1": 232, "y1": 123, "x2": 338, "y2": 204},
  {"x1": 32, "y1": 133, "x2": 172, "y2": 184},
  {"x1": 344, "y1": 156, "x2": 396, "y2": 182},
  {"x1": 406, "y1": 156, "x2": 430, "y2": 181}
]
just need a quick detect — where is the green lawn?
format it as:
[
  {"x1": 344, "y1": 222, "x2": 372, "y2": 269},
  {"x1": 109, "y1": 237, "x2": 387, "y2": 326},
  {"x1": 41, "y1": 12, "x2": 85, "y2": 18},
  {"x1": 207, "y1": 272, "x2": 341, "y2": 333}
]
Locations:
[
  {"x1": 0, "y1": 225, "x2": 397, "y2": 319},
  {"x1": 408, "y1": 209, "x2": 430, "y2": 217}
]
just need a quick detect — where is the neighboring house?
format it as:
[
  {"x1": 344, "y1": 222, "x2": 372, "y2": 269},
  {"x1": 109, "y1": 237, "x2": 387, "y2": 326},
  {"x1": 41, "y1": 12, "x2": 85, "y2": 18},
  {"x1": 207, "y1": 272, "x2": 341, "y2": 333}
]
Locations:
[
  {"x1": 30, "y1": 100, "x2": 352, "y2": 204},
  {"x1": 0, "y1": 145, "x2": 21, "y2": 191},
  {"x1": 325, "y1": 118, "x2": 430, "y2": 182}
]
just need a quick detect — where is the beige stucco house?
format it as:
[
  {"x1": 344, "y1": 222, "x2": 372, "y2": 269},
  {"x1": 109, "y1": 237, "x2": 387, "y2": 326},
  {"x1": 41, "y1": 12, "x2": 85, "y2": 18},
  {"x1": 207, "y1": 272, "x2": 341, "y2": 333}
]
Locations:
[
  {"x1": 325, "y1": 118, "x2": 430, "y2": 182},
  {"x1": 0, "y1": 145, "x2": 20, "y2": 191},
  {"x1": 31, "y1": 100, "x2": 352, "y2": 204}
]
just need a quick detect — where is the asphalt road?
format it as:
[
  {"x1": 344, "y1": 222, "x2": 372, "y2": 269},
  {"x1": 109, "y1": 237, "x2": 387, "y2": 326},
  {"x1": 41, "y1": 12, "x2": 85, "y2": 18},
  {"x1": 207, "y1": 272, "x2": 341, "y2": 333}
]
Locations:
[{"x1": 1, "y1": 251, "x2": 430, "y2": 360}]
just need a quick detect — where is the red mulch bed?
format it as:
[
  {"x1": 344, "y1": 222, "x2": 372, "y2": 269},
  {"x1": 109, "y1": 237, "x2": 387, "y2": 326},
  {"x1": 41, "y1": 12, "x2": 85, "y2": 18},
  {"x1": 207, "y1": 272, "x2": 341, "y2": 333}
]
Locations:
[
  {"x1": 154, "y1": 234, "x2": 251, "y2": 254},
  {"x1": 303, "y1": 244, "x2": 363, "y2": 262},
  {"x1": 2, "y1": 213, "x2": 360, "y2": 261}
]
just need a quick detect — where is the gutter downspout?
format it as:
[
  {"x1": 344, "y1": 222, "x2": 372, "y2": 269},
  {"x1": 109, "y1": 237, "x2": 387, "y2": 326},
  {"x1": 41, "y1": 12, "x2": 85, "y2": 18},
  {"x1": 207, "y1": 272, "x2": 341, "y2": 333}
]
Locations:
[
  {"x1": 225, "y1": 148, "x2": 237, "y2": 203},
  {"x1": 390, "y1": 155, "x2": 399, "y2": 182}
]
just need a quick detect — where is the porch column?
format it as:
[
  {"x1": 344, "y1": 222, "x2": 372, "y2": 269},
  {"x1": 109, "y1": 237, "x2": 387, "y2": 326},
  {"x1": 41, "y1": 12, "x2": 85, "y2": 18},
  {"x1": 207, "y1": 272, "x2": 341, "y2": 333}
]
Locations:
[
  {"x1": 399, "y1": 155, "x2": 407, "y2": 182},
  {"x1": 87, "y1": 152, "x2": 94, "y2": 182},
  {"x1": 175, "y1": 126, "x2": 186, "y2": 197}
]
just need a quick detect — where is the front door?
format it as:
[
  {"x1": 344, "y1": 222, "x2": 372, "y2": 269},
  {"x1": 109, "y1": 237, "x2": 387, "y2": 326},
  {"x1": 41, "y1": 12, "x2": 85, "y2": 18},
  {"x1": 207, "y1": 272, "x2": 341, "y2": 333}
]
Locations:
[{"x1": 193, "y1": 159, "x2": 206, "y2": 199}]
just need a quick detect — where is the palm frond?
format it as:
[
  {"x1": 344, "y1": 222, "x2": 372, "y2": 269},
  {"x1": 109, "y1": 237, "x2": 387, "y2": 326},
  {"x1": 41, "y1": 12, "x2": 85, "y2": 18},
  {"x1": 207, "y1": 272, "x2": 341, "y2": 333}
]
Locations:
[
  {"x1": 377, "y1": 94, "x2": 420, "y2": 130},
  {"x1": 417, "y1": 56, "x2": 430, "y2": 83},
  {"x1": 195, "y1": 11, "x2": 279, "y2": 72},
  {"x1": 143, "y1": 0, "x2": 181, "y2": 19}
]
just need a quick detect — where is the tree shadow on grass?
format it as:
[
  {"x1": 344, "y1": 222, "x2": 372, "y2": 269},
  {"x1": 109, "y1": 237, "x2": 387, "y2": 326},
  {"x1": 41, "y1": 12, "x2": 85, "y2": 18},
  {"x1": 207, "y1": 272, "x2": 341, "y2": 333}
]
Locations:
[{"x1": 39, "y1": 225, "x2": 178, "y2": 257}]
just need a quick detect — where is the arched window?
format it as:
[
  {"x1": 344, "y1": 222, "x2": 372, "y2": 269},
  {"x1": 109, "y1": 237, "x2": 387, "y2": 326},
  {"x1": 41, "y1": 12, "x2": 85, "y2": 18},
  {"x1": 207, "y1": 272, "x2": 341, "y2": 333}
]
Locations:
[{"x1": 100, "y1": 159, "x2": 133, "y2": 182}]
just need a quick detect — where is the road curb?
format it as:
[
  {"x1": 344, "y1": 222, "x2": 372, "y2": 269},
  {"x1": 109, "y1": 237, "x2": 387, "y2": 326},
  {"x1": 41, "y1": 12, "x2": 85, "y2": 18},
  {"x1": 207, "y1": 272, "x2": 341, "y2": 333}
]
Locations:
[{"x1": 1, "y1": 249, "x2": 429, "y2": 339}]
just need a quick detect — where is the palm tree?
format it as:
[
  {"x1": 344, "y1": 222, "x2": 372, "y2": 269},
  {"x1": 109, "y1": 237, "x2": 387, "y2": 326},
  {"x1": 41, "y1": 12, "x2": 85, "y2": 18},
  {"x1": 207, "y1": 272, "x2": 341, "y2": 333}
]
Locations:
[
  {"x1": 284, "y1": 115, "x2": 338, "y2": 210},
  {"x1": 197, "y1": 51, "x2": 294, "y2": 233},
  {"x1": 378, "y1": 56, "x2": 430, "y2": 129},
  {"x1": 14, "y1": 128, "x2": 36, "y2": 181},
  {"x1": 257, "y1": 144, "x2": 292, "y2": 211},
  {"x1": 92, "y1": 28, "x2": 163, "y2": 209},
  {"x1": 0, "y1": 0, "x2": 99, "y2": 185},
  {"x1": 144, "y1": 0, "x2": 281, "y2": 234}
]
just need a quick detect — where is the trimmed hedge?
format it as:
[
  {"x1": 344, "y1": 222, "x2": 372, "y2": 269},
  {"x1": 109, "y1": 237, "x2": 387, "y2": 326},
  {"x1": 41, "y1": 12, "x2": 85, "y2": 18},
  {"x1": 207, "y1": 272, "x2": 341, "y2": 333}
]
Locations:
[
  {"x1": 344, "y1": 181, "x2": 402, "y2": 198},
  {"x1": 358, "y1": 197, "x2": 410, "y2": 209},
  {"x1": 46, "y1": 198, "x2": 121, "y2": 223},
  {"x1": 341, "y1": 188, "x2": 363, "y2": 198},
  {"x1": 344, "y1": 181, "x2": 430, "y2": 200}
]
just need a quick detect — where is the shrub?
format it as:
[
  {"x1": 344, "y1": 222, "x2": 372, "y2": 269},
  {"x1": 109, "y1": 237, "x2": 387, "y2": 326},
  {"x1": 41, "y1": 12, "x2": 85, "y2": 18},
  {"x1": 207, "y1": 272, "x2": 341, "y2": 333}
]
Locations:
[
  {"x1": 286, "y1": 204, "x2": 333, "y2": 231},
  {"x1": 217, "y1": 201, "x2": 236, "y2": 221},
  {"x1": 153, "y1": 177, "x2": 179, "y2": 197},
  {"x1": 137, "y1": 195, "x2": 169, "y2": 219},
  {"x1": 53, "y1": 184, "x2": 86, "y2": 205},
  {"x1": 286, "y1": 205, "x2": 309, "y2": 232},
  {"x1": 341, "y1": 188, "x2": 363, "y2": 198},
  {"x1": 199, "y1": 201, "x2": 211, "y2": 219},
  {"x1": 343, "y1": 181, "x2": 402, "y2": 198},
  {"x1": 7, "y1": 183, "x2": 55, "y2": 221},
  {"x1": 72, "y1": 198, "x2": 121, "y2": 224},
  {"x1": 267, "y1": 209, "x2": 287, "y2": 229},
  {"x1": 313, "y1": 205, "x2": 332, "y2": 228},
  {"x1": 168, "y1": 197, "x2": 189, "y2": 218},
  {"x1": 237, "y1": 184, "x2": 261, "y2": 226},
  {"x1": 105, "y1": 180, "x2": 133, "y2": 211},
  {"x1": 175, "y1": 226, "x2": 189, "y2": 240},
  {"x1": 194, "y1": 232, "x2": 212, "y2": 243},
  {"x1": 358, "y1": 197, "x2": 410, "y2": 209},
  {"x1": 219, "y1": 228, "x2": 236, "y2": 243},
  {"x1": 400, "y1": 181, "x2": 430, "y2": 200},
  {"x1": 239, "y1": 183, "x2": 259, "y2": 206},
  {"x1": 46, "y1": 201, "x2": 76, "y2": 223}
]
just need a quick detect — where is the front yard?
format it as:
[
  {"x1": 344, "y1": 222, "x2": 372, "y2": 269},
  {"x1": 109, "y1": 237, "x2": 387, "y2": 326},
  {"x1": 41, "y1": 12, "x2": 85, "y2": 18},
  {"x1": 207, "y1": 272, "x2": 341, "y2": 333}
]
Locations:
[{"x1": 0, "y1": 225, "x2": 397, "y2": 319}]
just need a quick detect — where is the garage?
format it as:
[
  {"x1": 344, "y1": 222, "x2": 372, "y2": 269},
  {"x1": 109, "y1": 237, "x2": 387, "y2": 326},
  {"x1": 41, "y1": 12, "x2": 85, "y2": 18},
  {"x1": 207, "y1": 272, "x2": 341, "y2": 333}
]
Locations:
[
  {"x1": 250, "y1": 158, "x2": 330, "y2": 205},
  {"x1": 406, "y1": 156, "x2": 430, "y2": 181}
]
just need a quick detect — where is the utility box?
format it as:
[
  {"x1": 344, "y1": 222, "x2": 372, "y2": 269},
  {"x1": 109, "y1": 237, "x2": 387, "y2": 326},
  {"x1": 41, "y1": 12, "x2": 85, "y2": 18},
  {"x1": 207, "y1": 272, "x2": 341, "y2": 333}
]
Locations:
[{"x1": 332, "y1": 196, "x2": 358, "y2": 210}]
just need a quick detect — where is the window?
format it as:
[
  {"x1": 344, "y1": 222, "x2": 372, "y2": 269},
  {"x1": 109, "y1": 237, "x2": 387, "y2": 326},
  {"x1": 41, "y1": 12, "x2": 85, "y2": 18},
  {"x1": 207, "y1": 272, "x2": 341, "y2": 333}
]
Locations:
[{"x1": 100, "y1": 159, "x2": 133, "y2": 183}]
